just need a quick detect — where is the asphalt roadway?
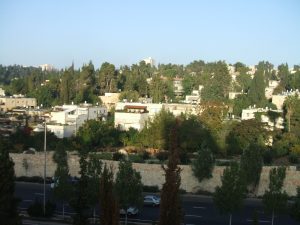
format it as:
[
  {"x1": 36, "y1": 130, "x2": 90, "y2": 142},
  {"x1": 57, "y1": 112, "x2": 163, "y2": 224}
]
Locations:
[{"x1": 15, "y1": 182, "x2": 300, "y2": 225}]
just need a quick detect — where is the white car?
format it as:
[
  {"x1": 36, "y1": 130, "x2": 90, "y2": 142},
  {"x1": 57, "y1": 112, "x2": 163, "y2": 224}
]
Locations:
[
  {"x1": 143, "y1": 195, "x2": 160, "y2": 206},
  {"x1": 120, "y1": 206, "x2": 139, "y2": 216}
]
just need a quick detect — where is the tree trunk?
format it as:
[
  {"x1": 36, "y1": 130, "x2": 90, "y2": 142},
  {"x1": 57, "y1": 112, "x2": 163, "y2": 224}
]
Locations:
[
  {"x1": 229, "y1": 213, "x2": 232, "y2": 225},
  {"x1": 125, "y1": 212, "x2": 128, "y2": 225},
  {"x1": 93, "y1": 207, "x2": 96, "y2": 224},
  {"x1": 272, "y1": 210, "x2": 274, "y2": 225}
]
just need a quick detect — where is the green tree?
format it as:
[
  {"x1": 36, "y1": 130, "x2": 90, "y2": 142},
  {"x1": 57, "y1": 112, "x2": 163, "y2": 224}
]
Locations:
[
  {"x1": 277, "y1": 63, "x2": 290, "y2": 90},
  {"x1": 60, "y1": 67, "x2": 74, "y2": 104},
  {"x1": 182, "y1": 74, "x2": 196, "y2": 95},
  {"x1": 119, "y1": 90, "x2": 139, "y2": 102},
  {"x1": 178, "y1": 115, "x2": 217, "y2": 153},
  {"x1": 236, "y1": 73, "x2": 252, "y2": 93},
  {"x1": 232, "y1": 94, "x2": 251, "y2": 117},
  {"x1": 201, "y1": 61, "x2": 231, "y2": 102},
  {"x1": 86, "y1": 155, "x2": 102, "y2": 223},
  {"x1": 213, "y1": 162, "x2": 246, "y2": 225},
  {"x1": 52, "y1": 142, "x2": 72, "y2": 220},
  {"x1": 98, "y1": 62, "x2": 117, "y2": 95},
  {"x1": 234, "y1": 62, "x2": 249, "y2": 74},
  {"x1": 290, "y1": 187, "x2": 300, "y2": 222},
  {"x1": 99, "y1": 164, "x2": 119, "y2": 225},
  {"x1": 240, "y1": 144, "x2": 263, "y2": 189},
  {"x1": 159, "y1": 121, "x2": 182, "y2": 225},
  {"x1": 115, "y1": 160, "x2": 143, "y2": 225},
  {"x1": 69, "y1": 150, "x2": 91, "y2": 225},
  {"x1": 77, "y1": 120, "x2": 121, "y2": 150},
  {"x1": 0, "y1": 138, "x2": 21, "y2": 225},
  {"x1": 262, "y1": 167, "x2": 288, "y2": 225},
  {"x1": 149, "y1": 75, "x2": 172, "y2": 103},
  {"x1": 191, "y1": 142, "x2": 215, "y2": 183},
  {"x1": 284, "y1": 96, "x2": 300, "y2": 135},
  {"x1": 75, "y1": 61, "x2": 97, "y2": 103},
  {"x1": 248, "y1": 68, "x2": 267, "y2": 107},
  {"x1": 140, "y1": 109, "x2": 175, "y2": 150},
  {"x1": 226, "y1": 120, "x2": 266, "y2": 155}
]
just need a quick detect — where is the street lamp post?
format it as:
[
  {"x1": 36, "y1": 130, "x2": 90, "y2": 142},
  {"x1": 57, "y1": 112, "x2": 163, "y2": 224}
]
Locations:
[{"x1": 43, "y1": 120, "x2": 47, "y2": 216}]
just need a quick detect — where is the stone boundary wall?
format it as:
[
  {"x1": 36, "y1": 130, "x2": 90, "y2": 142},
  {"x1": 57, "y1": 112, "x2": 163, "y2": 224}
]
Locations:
[{"x1": 11, "y1": 152, "x2": 300, "y2": 196}]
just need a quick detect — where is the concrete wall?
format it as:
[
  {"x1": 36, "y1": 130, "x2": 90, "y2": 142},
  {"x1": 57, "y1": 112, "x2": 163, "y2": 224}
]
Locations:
[{"x1": 11, "y1": 152, "x2": 300, "y2": 196}]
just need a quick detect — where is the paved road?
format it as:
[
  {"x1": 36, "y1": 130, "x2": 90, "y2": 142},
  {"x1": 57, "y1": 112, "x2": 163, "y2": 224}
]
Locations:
[{"x1": 15, "y1": 182, "x2": 300, "y2": 225}]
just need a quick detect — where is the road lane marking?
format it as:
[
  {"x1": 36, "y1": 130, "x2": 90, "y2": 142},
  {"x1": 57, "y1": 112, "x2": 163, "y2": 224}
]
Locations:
[
  {"x1": 185, "y1": 214, "x2": 202, "y2": 218},
  {"x1": 34, "y1": 192, "x2": 44, "y2": 195},
  {"x1": 193, "y1": 206, "x2": 206, "y2": 209},
  {"x1": 23, "y1": 199, "x2": 33, "y2": 202}
]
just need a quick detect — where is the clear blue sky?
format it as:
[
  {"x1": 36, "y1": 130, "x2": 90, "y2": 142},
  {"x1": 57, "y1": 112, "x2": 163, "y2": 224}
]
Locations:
[{"x1": 0, "y1": 0, "x2": 299, "y2": 69}]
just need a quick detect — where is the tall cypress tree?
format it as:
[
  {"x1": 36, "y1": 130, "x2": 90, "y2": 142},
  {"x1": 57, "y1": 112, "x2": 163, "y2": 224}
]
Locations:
[
  {"x1": 248, "y1": 68, "x2": 267, "y2": 107},
  {"x1": 159, "y1": 120, "x2": 182, "y2": 225},
  {"x1": 69, "y1": 150, "x2": 90, "y2": 225},
  {"x1": 0, "y1": 139, "x2": 21, "y2": 225},
  {"x1": 52, "y1": 142, "x2": 72, "y2": 220},
  {"x1": 99, "y1": 163, "x2": 119, "y2": 225}
]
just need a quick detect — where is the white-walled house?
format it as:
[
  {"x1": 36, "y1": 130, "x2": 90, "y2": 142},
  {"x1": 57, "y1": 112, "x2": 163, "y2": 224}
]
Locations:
[
  {"x1": 114, "y1": 105, "x2": 149, "y2": 131},
  {"x1": 265, "y1": 80, "x2": 280, "y2": 99},
  {"x1": 241, "y1": 107, "x2": 284, "y2": 130},
  {"x1": 46, "y1": 103, "x2": 107, "y2": 138},
  {"x1": 184, "y1": 85, "x2": 204, "y2": 104},
  {"x1": 272, "y1": 90, "x2": 300, "y2": 110},
  {"x1": 114, "y1": 102, "x2": 199, "y2": 130},
  {"x1": 115, "y1": 102, "x2": 163, "y2": 120},
  {"x1": 99, "y1": 93, "x2": 120, "y2": 111}
]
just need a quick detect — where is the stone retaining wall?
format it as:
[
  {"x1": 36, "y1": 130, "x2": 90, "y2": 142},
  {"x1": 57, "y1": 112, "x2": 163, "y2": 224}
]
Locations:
[{"x1": 11, "y1": 152, "x2": 300, "y2": 196}]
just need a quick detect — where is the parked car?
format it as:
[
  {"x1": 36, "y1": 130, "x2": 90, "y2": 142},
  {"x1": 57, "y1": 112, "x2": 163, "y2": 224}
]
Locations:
[
  {"x1": 119, "y1": 206, "x2": 139, "y2": 216},
  {"x1": 143, "y1": 195, "x2": 160, "y2": 206}
]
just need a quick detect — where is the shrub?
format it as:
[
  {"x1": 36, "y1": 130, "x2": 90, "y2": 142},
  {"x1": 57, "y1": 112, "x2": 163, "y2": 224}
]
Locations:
[
  {"x1": 27, "y1": 199, "x2": 55, "y2": 217},
  {"x1": 128, "y1": 154, "x2": 144, "y2": 163},
  {"x1": 27, "y1": 199, "x2": 43, "y2": 217},
  {"x1": 94, "y1": 152, "x2": 113, "y2": 160},
  {"x1": 291, "y1": 145, "x2": 300, "y2": 156},
  {"x1": 289, "y1": 153, "x2": 299, "y2": 164},
  {"x1": 179, "y1": 151, "x2": 191, "y2": 165},
  {"x1": 156, "y1": 151, "x2": 169, "y2": 162},
  {"x1": 263, "y1": 150, "x2": 273, "y2": 165},
  {"x1": 112, "y1": 152, "x2": 125, "y2": 161},
  {"x1": 142, "y1": 151, "x2": 150, "y2": 160},
  {"x1": 143, "y1": 185, "x2": 159, "y2": 193}
]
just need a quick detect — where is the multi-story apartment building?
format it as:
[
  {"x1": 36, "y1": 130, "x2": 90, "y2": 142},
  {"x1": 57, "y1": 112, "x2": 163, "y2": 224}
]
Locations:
[
  {"x1": 44, "y1": 103, "x2": 107, "y2": 138},
  {"x1": 0, "y1": 96, "x2": 37, "y2": 112}
]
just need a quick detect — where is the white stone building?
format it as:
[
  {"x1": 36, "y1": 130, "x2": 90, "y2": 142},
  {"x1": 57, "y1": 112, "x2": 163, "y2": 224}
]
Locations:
[
  {"x1": 39, "y1": 64, "x2": 54, "y2": 71},
  {"x1": 241, "y1": 107, "x2": 284, "y2": 130},
  {"x1": 46, "y1": 103, "x2": 107, "y2": 138},
  {"x1": 228, "y1": 92, "x2": 243, "y2": 100},
  {"x1": 114, "y1": 105, "x2": 149, "y2": 131},
  {"x1": 265, "y1": 80, "x2": 280, "y2": 99},
  {"x1": 272, "y1": 90, "x2": 300, "y2": 110},
  {"x1": 173, "y1": 77, "x2": 184, "y2": 97},
  {"x1": 114, "y1": 102, "x2": 199, "y2": 130},
  {"x1": 143, "y1": 57, "x2": 156, "y2": 67},
  {"x1": 99, "y1": 93, "x2": 120, "y2": 111},
  {"x1": 184, "y1": 85, "x2": 203, "y2": 104}
]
